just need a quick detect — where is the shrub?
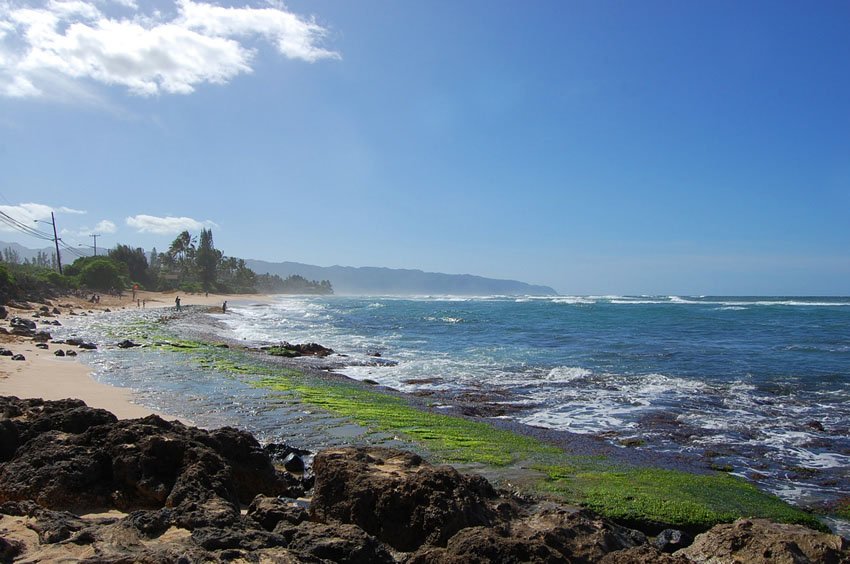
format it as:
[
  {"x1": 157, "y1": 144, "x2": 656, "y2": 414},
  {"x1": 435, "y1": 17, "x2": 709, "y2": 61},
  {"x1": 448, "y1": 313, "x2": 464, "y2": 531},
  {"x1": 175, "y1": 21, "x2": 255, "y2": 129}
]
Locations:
[{"x1": 80, "y1": 259, "x2": 123, "y2": 291}]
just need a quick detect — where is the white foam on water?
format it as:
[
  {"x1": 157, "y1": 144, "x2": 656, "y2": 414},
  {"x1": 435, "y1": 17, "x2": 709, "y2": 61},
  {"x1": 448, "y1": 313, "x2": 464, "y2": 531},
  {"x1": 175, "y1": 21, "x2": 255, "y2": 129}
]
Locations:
[
  {"x1": 543, "y1": 366, "x2": 592, "y2": 382},
  {"x1": 551, "y1": 296, "x2": 597, "y2": 305}
]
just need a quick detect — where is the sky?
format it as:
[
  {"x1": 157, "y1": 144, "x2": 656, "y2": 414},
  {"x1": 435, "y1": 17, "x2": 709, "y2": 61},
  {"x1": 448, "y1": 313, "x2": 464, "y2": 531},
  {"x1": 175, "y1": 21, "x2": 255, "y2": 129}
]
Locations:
[{"x1": 0, "y1": 0, "x2": 848, "y2": 295}]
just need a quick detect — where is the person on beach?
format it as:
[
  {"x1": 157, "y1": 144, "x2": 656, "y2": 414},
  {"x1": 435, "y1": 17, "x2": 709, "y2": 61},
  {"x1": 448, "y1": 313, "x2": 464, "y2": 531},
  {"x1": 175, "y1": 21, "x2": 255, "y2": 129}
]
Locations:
[
  {"x1": 222, "y1": 301, "x2": 227, "y2": 313},
  {"x1": 175, "y1": 296, "x2": 181, "y2": 311}
]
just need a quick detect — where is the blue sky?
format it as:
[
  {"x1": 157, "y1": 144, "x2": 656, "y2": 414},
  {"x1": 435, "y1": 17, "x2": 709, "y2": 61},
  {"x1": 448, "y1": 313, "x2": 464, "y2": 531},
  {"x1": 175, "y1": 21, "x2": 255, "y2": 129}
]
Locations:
[{"x1": 1, "y1": 0, "x2": 848, "y2": 295}]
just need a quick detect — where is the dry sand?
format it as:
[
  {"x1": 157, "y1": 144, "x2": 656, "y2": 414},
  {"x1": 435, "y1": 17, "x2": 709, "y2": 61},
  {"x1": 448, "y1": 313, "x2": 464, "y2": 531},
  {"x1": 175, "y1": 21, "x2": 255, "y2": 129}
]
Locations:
[{"x1": 0, "y1": 291, "x2": 269, "y2": 421}]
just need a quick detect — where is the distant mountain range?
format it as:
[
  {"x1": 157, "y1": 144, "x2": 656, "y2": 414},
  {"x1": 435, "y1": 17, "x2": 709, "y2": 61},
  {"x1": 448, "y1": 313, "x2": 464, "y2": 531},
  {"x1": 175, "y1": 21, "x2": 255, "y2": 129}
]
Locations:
[
  {"x1": 0, "y1": 240, "x2": 558, "y2": 296},
  {"x1": 245, "y1": 259, "x2": 558, "y2": 296}
]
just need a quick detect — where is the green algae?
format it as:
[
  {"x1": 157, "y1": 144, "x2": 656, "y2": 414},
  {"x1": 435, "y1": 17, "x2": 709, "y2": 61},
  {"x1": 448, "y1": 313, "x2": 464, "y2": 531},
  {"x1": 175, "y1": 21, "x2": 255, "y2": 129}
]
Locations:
[
  {"x1": 538, "y1": 461, "x2": 824, "y2": 532},
  {"x1": 266, "y1": 346, "x2": 301, "y2": 358}
]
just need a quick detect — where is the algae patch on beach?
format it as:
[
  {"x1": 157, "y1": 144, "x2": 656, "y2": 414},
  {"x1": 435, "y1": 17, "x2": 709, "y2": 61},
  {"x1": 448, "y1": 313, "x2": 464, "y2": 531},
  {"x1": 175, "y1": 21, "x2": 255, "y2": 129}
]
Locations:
[
  {"x1": 257, "y1": 375, "x2": 557, "y2": 466},
  {"x1": 538, "y1": 462, "x2": 824, "y2": 533}
]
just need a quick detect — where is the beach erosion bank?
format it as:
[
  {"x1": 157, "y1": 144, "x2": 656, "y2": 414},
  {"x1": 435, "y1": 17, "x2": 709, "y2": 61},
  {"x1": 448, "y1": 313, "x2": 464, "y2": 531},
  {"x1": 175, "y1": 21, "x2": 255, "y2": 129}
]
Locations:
[{"x1": 4, "y1": 296, "x2": 844, "y2": 560}]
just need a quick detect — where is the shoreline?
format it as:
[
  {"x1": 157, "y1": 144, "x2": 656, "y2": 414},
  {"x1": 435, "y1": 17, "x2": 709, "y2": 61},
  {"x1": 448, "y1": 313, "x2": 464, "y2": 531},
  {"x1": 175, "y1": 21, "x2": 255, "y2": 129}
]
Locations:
[
  {"x1": 0, "y1": 290, "x2": 272, "y2": 423},
  {"x1": 1, "y1": 291, "x2": 846, "y2": 539}
]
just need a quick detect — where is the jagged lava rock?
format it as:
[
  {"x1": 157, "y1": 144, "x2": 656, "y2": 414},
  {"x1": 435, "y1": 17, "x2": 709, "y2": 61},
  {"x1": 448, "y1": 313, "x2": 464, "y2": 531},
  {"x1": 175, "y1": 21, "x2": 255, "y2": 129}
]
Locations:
[
  {"x1": 311, "y1": 446, "x2": 497, "y2": 551},
  {"x1": 677, "y1": 518, "x2": 850, "y2": 563}
]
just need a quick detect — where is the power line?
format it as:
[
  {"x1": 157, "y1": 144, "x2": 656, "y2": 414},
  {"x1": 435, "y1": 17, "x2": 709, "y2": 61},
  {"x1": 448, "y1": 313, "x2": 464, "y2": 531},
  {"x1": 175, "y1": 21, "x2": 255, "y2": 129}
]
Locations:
[{"x1": 0, "y1": 211, "x2": 56, "y2": 241}]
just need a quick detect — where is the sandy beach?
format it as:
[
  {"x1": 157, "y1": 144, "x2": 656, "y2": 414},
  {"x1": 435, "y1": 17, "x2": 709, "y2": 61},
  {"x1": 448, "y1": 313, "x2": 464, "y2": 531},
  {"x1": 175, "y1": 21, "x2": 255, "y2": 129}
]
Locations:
[{"x1": 0, "y1": 290, "x2": 268, "y2": 422}]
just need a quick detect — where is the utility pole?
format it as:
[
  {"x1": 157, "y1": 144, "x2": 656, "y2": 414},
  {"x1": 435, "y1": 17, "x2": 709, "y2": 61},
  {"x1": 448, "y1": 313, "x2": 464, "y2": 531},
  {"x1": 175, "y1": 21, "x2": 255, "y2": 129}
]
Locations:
[
  {"x1": 90, "y1": 234, "x2": 99, "y2": 256},
  {"x1": 51, "y1": 212, "x2": 63, "y2": 275}
]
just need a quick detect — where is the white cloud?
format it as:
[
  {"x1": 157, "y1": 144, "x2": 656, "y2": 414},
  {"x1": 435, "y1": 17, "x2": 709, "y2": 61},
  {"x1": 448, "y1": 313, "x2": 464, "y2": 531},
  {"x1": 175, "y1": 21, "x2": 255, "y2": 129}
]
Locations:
[
  {"x1": 126, "y1": 214, "x2": 217, "y2": 234},
  {"x1": 56, "y1": 205, "x2": 87, "y2": 214},
  {"x1": 0, "y1": 202, "x2": 87, "y2": 232},
  {"x1": 95, "y1": 219, "x2": 117, "y2": 233},
  {"x1": 0, "y1": 0, "x2": 338, "y2": 99}
]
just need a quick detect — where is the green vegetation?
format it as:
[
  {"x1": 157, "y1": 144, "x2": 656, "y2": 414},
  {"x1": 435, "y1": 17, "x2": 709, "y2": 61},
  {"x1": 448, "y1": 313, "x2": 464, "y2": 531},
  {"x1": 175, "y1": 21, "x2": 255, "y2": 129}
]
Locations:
[
  {"x1": 539, "y1": 461, "x2": 823, "y2": 532},
  {"x1": 266, "y1": 346, "x2": 301, "y2": 358},
  {"x1": 255, "y1": 273, "x2": 333, "y2": 295},
  {"x1": 258, "y1": 374, "x2": 559, "y2": 466},
  {"x1": 1, "y1": 229, "x2": 333, "y2": 302}
]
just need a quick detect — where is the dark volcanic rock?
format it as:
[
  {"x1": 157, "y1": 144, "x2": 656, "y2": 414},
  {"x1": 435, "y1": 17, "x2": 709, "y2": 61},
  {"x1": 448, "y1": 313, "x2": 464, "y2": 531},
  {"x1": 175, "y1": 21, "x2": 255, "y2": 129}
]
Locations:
[
  {"x1": 279, "y1": 521, "x2": 396, "y2": 564},
  {"x1": 311, "y1": 446, "x2": 497, "y2": 551},
  {"x1": 10, "y1": 354, "x2": 24, "y2": 361},
  {"x1": 32, "y1": 330, "x2": 51, "y2": 342},
  {"x1": 2, "y1": 396, "x2": 845, "y2": 563},
  {"x1": 9, "y1": 317, "x2": 35, "y2": 331},
  {"x1": 116, "y1": 339, "x2": 141, "y2": 348},
  {"x1": 653, "y1": 528, "x2": 692, "y2": 553},
  {"x1": 247, "y1": 495, "x2": 309, "y2": 531},
  {"x1": 408, "y1": 526, "x2": 564, "y2": 563},
  {"x1": 0, "y1": 398, "x2": 292, "y2": 528},
  {"x1": 678, "y1": 518, "x2": 850, "y2": 563}
]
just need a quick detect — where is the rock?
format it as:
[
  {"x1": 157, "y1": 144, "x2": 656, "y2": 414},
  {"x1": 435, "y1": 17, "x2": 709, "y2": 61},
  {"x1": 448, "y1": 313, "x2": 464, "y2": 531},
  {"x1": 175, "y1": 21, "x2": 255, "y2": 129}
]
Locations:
[
  {"x1": 247, "y1": 495, "x2": 309, "y2": 531},
  {"x1": 805, "y1": 420, "x2": 825, "y2": 432},
  {"x1": 65, "y1": 350, "x2": 77, "y2": 356},
  {"x1": 9, "y1": 317, "x2": 36, "y2": 337},
  {"x1": 653, "y1": 529, "x2": 692, "y2": 553},
  {"x1": 11, "y1": 354, "x2": 24, "y2": 361},
  {"x1": 9, "y1": 317, "x2": 35, "y2": 331},
  {"x1": 116, "y1": 339, "x2": 140, "y2": 348},
  {"x1": 677, "y1": 518, "x2": 850, "y2": 563},
  {"x1": 0, "y1": 535, "x2": 24, "y2": 562},
  {"x1": 600, "y1": 544, "x2": 692, "y2": 563},
  {"x1": 277, "y1": 521, "x2": 396, "y2": 564},
  {"x1": 52, "y1": 307, "x2": 61, "y2": 315},
  {"x1": 408, "y1": 526, "x2": 564, "y2": 563},
  {"x1": 0, "y1": 500, "x2": 96, "y2": 544},
  {"x1": 54, "y1": 350, "x2": 66, "y2": 357},
  {"x1": 282, "y1": 452, "x2": 305, "y2": 473},
  {"x1": 39, "y1": 305, "x2": 49, "y2": 313},
  {"x1": 275, "y1": 341, "x2": 335, "y2": 358},
  {"x1": 78, "y1": 342, "x2": 97, "y2": 350},
  {"x1": 0, "y1": 399, "x2": 293, "y2": 526},
  {"x1": 310, "y1": 446, "x2": 497, "y2": 551},
  {"x1": 0, "y1": 349, "x2": 12, "y2": 356},
  {"x1": 50, "y1": 320, "x2": 62, "y2": 326},
  {"x1": 408, "y1": 507, "x2": 651, "y2": 563},
  {"x1": 0, "y1": 305, "x2": 7, "y2": 320},
  {"x1": 265, "y1": 442, "x2": 312, "y2": 463},
  {"x1": 32, "y1": 331, "x2": 51, "y2": 342},
  {"x1": 7, "y1": 301, "x2": 31, "y2": 310},
  {"x1": 35, "y1": 343, "x2": 49, "y2": 349}
]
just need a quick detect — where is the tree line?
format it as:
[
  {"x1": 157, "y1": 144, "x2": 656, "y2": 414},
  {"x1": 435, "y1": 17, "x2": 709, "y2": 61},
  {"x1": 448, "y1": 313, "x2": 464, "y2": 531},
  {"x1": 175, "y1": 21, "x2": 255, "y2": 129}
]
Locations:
[{"x1": 0, "y1": 229, "x2": 333, "y2": 303}]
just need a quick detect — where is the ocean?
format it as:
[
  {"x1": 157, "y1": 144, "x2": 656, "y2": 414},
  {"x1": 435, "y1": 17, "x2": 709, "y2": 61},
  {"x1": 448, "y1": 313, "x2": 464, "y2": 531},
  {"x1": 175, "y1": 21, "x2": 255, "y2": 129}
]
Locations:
[{"x1": 59, "y1": 294, "x2": 850, "y2": 530}]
